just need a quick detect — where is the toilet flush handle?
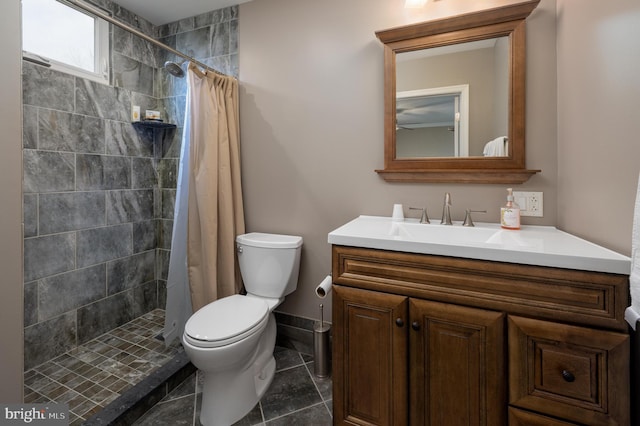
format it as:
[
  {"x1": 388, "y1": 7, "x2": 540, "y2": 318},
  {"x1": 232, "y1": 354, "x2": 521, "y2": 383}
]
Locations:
[{"x1": 237, "y1": 245, "x2": 243, "y2": 254}]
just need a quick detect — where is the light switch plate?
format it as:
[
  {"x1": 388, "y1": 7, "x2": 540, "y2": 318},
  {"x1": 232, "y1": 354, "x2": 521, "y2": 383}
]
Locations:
[{"x1": 513, "y1": 191, "x2": 543, "y2": 217}]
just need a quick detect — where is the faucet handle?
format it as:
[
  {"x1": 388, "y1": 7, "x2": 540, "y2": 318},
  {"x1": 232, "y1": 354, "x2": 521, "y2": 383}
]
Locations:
[
  {"x1": 463, "y1": 209, "x2": 487, "y2": 227},
  {"x1": 408, "y1": 207, "x2": 430, "y2": 224}
]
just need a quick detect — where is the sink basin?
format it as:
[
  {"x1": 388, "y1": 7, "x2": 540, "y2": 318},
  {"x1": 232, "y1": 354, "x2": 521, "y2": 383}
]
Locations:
[
  {"x1": 328, "y1": 215, "x2": 630, "y2": 274},
  {"x1": 393, "y1": 221, "x2": 501, "y2": 245}
]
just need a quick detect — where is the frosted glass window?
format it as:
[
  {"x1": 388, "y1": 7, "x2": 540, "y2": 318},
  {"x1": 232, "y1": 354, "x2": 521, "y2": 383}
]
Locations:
[{"x1": 22, "y1": 0, "x2": 109, "y2": 83}]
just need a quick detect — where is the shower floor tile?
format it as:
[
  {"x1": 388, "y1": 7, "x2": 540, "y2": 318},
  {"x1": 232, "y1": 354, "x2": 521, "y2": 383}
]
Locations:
[{"x1": 23, "y1": 309, "x2": 182, "y2": 425}]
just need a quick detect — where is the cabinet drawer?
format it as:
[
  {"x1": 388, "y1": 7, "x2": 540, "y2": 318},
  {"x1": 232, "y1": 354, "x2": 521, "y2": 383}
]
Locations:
[
  {"x1": 508, "y1": 316, "x2": 629, "y2": 425},
  {"x1": 509, "y1": 407, "x2": 578, "y2": 425}
]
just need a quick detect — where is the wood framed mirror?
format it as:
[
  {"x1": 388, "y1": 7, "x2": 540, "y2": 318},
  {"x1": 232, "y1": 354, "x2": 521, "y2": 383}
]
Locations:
[{"x1": 375, "y1": 0, "x2": 540, "y2": 184}]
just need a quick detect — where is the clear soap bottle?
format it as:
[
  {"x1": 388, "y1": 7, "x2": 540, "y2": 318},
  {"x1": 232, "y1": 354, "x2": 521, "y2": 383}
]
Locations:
[{"x1": 500, "y1": 188, "x2": 520, "y2": 230}]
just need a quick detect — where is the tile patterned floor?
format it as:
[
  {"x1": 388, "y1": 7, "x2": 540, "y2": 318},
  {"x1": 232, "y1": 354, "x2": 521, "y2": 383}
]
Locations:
[
  {"x1": 23, "y1": 309, "x2": 182, "y2": 425},
  {"x1": 133, "y1": 346, "x2": 333, "y2": 425}
]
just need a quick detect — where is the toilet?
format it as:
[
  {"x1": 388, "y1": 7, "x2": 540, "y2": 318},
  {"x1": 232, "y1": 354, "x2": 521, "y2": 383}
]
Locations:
[{"x1": 182, "y1": 232, "x2": 303, "y2": 426}]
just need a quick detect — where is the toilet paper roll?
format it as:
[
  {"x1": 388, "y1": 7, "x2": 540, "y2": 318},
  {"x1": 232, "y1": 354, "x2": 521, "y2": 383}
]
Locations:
[{"x1": 315, "y1": 275, "x2": 333, "y2": 298}]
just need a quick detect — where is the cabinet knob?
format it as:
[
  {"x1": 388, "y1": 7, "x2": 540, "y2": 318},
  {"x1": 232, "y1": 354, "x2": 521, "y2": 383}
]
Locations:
[
  {"x1": 561, "y1": 370, "x2": 575, "y2": 383},
  {"x1": 395, "y1": 318, "x2": 404, "y2": 327},
  {"x1": 411, "y1": 321, "x2": 420, "y2": 331}
]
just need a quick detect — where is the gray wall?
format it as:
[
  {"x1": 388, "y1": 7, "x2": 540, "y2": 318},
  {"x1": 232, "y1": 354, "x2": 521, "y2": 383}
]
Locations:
[
  {"x1": 238, "y1": 0, "x2": 558, "y2": 320},
  {"x1": 556, "y1": 0, "x2": 640, "y2": 253},
  {"x1": 21, "y1": 1, "x2": 238, "y2": 371},
  {"x1": 0, "y1": 0, "x2": 24, "y2": 403}
]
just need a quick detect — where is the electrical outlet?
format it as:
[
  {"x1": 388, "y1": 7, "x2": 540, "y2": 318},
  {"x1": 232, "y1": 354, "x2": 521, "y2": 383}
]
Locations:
[{"x1": 513, "y1": 191, "x2": 543, "y2": 217}]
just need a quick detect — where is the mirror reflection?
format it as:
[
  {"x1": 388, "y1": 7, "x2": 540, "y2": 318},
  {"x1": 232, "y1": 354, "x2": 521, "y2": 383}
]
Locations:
[{"x1": 395, "y1": 37, "x2": 509, "y2": 158}]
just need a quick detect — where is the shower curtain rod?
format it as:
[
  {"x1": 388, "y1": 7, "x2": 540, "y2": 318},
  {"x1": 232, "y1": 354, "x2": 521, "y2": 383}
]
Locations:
[{"x1": 61, "y1": 0, "x2": 230, "y2": 78}]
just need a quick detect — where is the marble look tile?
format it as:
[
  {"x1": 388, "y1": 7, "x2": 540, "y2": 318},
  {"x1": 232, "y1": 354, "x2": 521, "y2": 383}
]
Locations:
[
  {"x1": 230, "y1": 53, "x2": 239, "y2": 78},
  {"x1": 23, "y1": 150, "x2": 75, "y2": 193},
  {"x1": 23, "y1": 105, "x2": 38, "y2": 149},
  {"x1": 228, "y1": 5, "x2": 239, "y2": 20},
  {"x1": 39, "y1": 192, "x2": 106, "y2": 234},
  {"x1": 131, "y1": 36, "x2": 159, "y2": 69},
  {"x1": 274, "y1": 311, "x2": 316, "y2": 332},
  {"x1": 210, "y1": 22, "x2": 230, "y2": 57},
  {"x1": 113, "y1": 26, "x2": 134, "y2": 58},
  {"x1": 274, "y1": 346, "x2": 305, "y2": 371},
  {"x1": 107, "y1": 251, "x2": 155, "y2": 295},
  {"x1": 157, "y1": 64, "x2": 187, "y2": 100},
  {"x1": 176, "y1": 16, "x2": 196, "y2": 34},
  {"x1": 157, "y1": 159, "x2": 177, "y2": 189},
  {"x1": 22, "y1": 62, "x2": 75, "y2": 112},
  {"x1": 24, "y1": 281, "x2": 38, "y2": 327},
  {"x1": 176, "y1": 27, "x2": 210, "y2": 60},
  {"x1": 39, "y1": 109, "x2": 104, "y2": 153},
  {"x1": 161, "y1": 96, "x2": 186, "y2": 129},
  {"x1": 230, "y1": 403, "x2": 263, "y2": 426},
  {"x1": 38, "y1": 265, "x2": 107, "y2": 321},
  {"x1": 134, "y1": 393, "x2": 195, "y2": 425},
  {"x1": 132, "y1": 281, "x2": 160, "y2": 318},
  {"x1": 194, "y1": 10, "x2": 219, "y2": 29},
  {"x1": 309, "y1": 363, "x2": 333, "y2": 401},
  {"x1": 76, "y1": 78, "x2": 131, "y2": 122},
  {"x1": 158, "y1": 219, "x2": 174, "y2": 250},
  {"x1": 131, "y1": 158, "x2": 157, "y2": 189},
  {"x1": 24, "y1": 194, "x2": 38, "y2": 238},
  {"x1": 77, "y1": 224, "x2": 133, "y2": 268},
  {"x1": 76, "y1": 154, "x2": 132, "y2": 190},
  {"x1": 133, "y1": 220, "x2": 157, "y2": 253},
  {"x1": 230, "y1": 20, "x2": 238, "y2": 55},
  {"x1": 113, "y1": 53, "x2": 155, "y2": 97},
  {"x1": 204, "y1": 55, "x2": 231, "y2": 77},
  {"x1": 161, "y1": 190, "x2": 176, "y2": 219},
  {"x1": 161, "y1": 374, "x2": 196, "y2": 402},
  {"x1": 24, "y1": 312, "x2": 77, "y2": 370},
  {"x1": 77, "y1": 292, "x2": 135, "y2": 344},
  {"x1": 107, "y1": 190, "x2": 154, "y2": 224},
  {"x1": 107, "y1": 120, "x2": 154, "y2": 157},
  {"x1": 24, "y1": 233, "x2": 76, "y2": 282},
  {"x1": 260, "y1": 365, "x2": 322, "y2": 421},
  {"x1": 160, "y1": 127, "x2": 182, "y2": 159},
  {"x1": 156, "y1": 249, "x2": 170, "y2": 282},
  {"x1": 130, "y1": 92, "x2": 160, "y2": 121},
  {"x1": 266, "y1": 403, "x2": 332, "y2": 426}
]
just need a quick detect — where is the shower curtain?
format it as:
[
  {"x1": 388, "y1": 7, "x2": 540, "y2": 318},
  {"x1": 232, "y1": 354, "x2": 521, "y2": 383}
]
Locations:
[{"x1": 163, "y1": 63, "x2": 245, "y2": 345}]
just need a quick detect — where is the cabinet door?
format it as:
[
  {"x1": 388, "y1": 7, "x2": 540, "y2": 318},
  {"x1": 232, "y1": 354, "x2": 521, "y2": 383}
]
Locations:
[
  {"x1": 508, "y1": 315, "x2": 630, "y2": 426},
  {"x1": 410, "y1": 299, "x2": 506, "y2": 426},
  {"x1": 333, "y1": 285, "x2": 409, "y2": 426}
]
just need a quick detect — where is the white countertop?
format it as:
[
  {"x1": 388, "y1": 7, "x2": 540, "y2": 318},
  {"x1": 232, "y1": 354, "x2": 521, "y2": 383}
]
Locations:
[{"x1": 328, "y1": 216, "x2": 631, "y2": 275}]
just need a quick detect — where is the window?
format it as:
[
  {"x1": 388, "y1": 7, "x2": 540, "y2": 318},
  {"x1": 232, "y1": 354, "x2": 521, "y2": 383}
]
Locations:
[{"x1": 22, "y1": 0, "x2": 109, "y2": 83}]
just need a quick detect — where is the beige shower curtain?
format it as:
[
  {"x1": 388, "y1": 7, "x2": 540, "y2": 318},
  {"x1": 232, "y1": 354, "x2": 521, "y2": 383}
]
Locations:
[{"x1": 186, "y1": 63, "x2": 245, "y2": 312}]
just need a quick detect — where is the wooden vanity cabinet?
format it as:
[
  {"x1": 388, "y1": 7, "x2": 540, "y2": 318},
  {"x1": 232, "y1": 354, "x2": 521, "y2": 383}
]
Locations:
[{"x1": 331, "y1": 245, "x2": 630, "y2": 426}]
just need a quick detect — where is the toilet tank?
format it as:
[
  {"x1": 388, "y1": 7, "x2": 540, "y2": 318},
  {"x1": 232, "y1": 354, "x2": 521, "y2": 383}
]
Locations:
[{"x1": 236, "y1": 233, "x2": 303, "y2": 298}]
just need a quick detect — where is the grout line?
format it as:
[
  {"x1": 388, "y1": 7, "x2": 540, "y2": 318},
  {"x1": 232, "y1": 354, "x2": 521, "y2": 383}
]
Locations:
[{"x1": 263, "y1": 401, "x2": 328, "y2": 424}]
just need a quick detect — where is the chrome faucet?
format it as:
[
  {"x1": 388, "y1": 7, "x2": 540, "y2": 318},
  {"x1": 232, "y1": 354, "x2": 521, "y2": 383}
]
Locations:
[{"x1": 441, "y1": 193, "x2": 452, "y2": 225}]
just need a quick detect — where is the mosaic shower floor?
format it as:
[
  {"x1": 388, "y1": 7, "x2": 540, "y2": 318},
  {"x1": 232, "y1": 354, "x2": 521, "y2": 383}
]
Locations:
[{"x1": 23, "y1": 309, "x2": 181, "y2": 425}]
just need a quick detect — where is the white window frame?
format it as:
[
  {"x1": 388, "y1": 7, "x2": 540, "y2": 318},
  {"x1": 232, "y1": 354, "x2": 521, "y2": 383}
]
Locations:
[{"x1": 22, "y1": 0, "x2": 110, "y2": 84}]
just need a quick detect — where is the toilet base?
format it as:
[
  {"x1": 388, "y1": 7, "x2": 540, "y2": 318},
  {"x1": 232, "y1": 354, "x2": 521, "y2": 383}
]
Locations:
[{"x1": 198, "y1": 315, "x2": 277, "y2": 426}]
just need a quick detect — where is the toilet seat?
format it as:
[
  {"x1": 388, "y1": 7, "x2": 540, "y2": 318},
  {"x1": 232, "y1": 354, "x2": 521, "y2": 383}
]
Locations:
[{"x1": 184, "y1": 295, "x2": 269, "y2": 348}]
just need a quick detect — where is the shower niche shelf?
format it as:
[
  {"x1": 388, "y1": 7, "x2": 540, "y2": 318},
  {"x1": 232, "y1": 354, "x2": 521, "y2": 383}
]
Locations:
[{"x1": 132, "y1": 120, "x2": 177, "y2": 131}]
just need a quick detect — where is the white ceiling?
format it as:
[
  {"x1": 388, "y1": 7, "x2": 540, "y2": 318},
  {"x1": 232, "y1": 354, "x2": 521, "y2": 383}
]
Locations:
[{"x1": 110, "y1": 0, "x2": 253, "y2": 25}]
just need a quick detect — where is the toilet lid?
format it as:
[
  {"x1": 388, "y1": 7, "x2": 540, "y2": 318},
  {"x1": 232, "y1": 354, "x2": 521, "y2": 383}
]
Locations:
[{"x1": 184, "y1": 295, "x2": 269, "y2": 348}]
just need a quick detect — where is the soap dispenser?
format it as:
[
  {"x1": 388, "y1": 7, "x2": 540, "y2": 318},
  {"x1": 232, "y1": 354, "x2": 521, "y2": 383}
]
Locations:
[{"x1": 500, "y1": 188, "x2": 520, "y2": 230}]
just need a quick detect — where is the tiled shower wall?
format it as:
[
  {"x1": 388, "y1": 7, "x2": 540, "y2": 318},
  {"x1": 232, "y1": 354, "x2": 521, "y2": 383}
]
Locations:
[{"x1": 22, "y1": 0, "x2": 239, "y2": 371}]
